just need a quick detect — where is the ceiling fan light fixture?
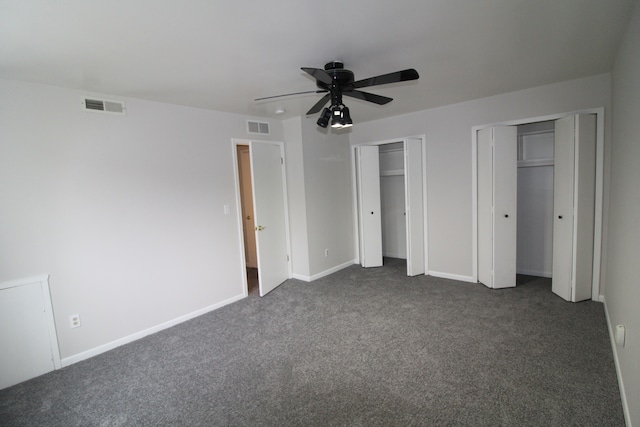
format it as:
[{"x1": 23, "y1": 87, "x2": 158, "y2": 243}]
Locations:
[
  {"x1": 330, "y1": 105, "x2": 353, "y2": 129},
  {"x1": 317, "y1": 107, "x2": 332, "y2": 128},
  {"x1": 341, "y1": 106, "x2": 353, "y2": 128},
  {"x1": 331, "y1": 107, "x2": 345, "y2": 128}
]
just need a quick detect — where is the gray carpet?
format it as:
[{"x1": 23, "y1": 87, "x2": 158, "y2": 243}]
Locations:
[{"x1": 0, "y1": 258, "x2": 624, "y2": 426}]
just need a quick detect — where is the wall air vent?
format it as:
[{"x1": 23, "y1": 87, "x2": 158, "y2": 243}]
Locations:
[
  {"x1": 82, "y1": 98, "x2": 126, "y2": 115},
  {"x1": 247, "y1": 120, "x2": 270, "y2": 135}
]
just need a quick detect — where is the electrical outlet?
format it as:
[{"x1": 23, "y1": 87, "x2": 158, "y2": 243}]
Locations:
[
  {"x1": 325, "y1": 248, "x2": 329, "y2": 257},
  {"x1": 69, "y1": 314, "x2": 81, "y2": 328}
]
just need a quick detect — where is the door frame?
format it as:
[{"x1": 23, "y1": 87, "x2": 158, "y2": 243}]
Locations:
[
  {"x1": 471, "y1": 108, "x2": 605, "y2": 300},
  {"x1": 232, "y1": 138, "x2": 293, "y2": 297},
  {"x1": 350, "y1": 135, "x2": 428, "y2": 273}
]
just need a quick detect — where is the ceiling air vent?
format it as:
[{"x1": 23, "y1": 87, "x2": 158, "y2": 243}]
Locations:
[
  {"x1": 82, "y1": 97, "x2": 126, "y2": 115},
  {"x1": 247, "y1": 120, "x2": 270, "y2": 135}
]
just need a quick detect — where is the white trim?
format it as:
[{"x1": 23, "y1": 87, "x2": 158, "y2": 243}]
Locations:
[
  {"x1": 471, "y1": 107, "x2": 605, "y2": 302},
  {"x1": 0, "y1": 274, "x2": 50, "y2": 290},
  {"x1": 0, "y1": 275, "x2": 62, "y2": 370},
  {"x1": 351, "y1": 134, "x2": 428, "y2": 274},
  {"x1": 292, "y1": 260, "x2": 356, "y2": 282},
  {"x1": 602, "y1": 297, "x2": 631, "y2": 426},
  {"x1": 61, "y1": 293, "x2": 246, "y2": 367},
  {"x1": 428, "y1": 270, "x2": 475, "y2": 283}
]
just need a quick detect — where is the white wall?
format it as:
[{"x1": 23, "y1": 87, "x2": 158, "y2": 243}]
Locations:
[
  {"x1": 282, "y1": 117, "x2": 310, "y2": 278},
  {"x1": 349, "y1": 74, "x2": 611, "y2": 281},
  {"x1": 300, "y1": 122, "x2": 354, "y2": 278},
  {"x1": 0, "y1": 79, "x2": 283, "y2": 360},
  {"x1": 607, "y1": 1, "x2": 640, "y2": 423}
]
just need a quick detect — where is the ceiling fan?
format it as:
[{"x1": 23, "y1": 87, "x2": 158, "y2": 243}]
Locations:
[{"x1": 255, "y1": 61, "x2": 419, "y2": 128}]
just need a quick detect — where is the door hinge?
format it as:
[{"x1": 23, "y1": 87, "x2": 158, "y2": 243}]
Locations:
[
  {"x1": 280, "y1": 157, "x2": 284, "y2": 165},
  {"x1": 287, "y1": 254, "x2": 290, "y2": 261}
]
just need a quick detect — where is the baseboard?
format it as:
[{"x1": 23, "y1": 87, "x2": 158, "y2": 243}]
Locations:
[
  {"x1": 293, "y1": 260, "x2": 356, "y2": 283},
  {"x1": 516, "y1": 268, "x2": 552, "y2": 278},
  {"x1": 428, "y1": 270, "x2": 475, "y2": 283},
  {"x1": 61, "y1": 293, "x2": 246, "y2": 368},
  {"x1": 601, "y1": 296, "x2": 632, "y2": 426},
  {"x1": 382, "y1": 252, "x2": 406, "y2": 259},
  {"x1": 291, "y1": 273, "x2": 311, "y2": 282}
]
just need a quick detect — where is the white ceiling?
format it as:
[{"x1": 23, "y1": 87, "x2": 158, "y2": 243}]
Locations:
[{"x1": 0, "y1": 0, "x2": 634, "y2": 123}]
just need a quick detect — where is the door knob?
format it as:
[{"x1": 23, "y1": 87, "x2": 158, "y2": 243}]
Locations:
[
  {"x1": 504, "y1": 214, "x2": 509, "y2": 218},
  {"x1": 255, "y1": 225, "x2": 266, "y2": 231},
  {"x1": 558, "y1": 215, "x2": 563, "y2": 219},
  {"x1": 246, "y1": 215, "x2": 251, "y2": 220}
]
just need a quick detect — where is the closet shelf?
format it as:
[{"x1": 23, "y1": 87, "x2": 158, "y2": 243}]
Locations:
[
  {"x1": 380, "y1": 169, "x2": 404, "y2": 177},
  {"x1": 518, "y1": 159, "x2": 554, "y2": 168}
]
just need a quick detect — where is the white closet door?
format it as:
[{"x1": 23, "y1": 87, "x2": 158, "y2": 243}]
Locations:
[
  {"x1": 250, "y1": 141, "x2": 290, "y2": 296},
  {"x1": 552, "y1": 116, "x2": 575, "y2": 301},
  {"x1": 573, "y1": 114, "x2": 596, "y2": 301},
  {"x1": 552, "y1": 114, "x2": 596, "y2": 302},
  {"x1": 477, "y1": 127, "x2": 517, "y2": 288},
  {"x1": 493, "y1": 127, "x2": 517, "y2": 288},
  {"x1": 357, "y1": 145, "x2": 383, "y2": 267},
  {"x1": 477, "y1": 128, "x2": 494, "y2": 287},
  {"x1": 404, "y1": 138, "x2": 425, "y2": 276}
]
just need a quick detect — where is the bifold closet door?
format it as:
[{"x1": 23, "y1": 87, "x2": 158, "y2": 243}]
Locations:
[
  {"x1": 404, "y1": 138, "x2": 425, "y2": 276},
  {"x1": 552, "y1": 114, "x2": 596, "y2": 302},
  {"x1": 477, "y1": 127, "x2": 517, "y2": 289},
  {"x1": 357, "y1": 145, "x2": 383, "y2": 267}
]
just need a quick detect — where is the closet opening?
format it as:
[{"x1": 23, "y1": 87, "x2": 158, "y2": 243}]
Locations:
[
  {"x1": 353, "y1": 136, "x2": 426, "y2": 276},
  {"x1": 516, "y1": 121, "x2": 554, "y2": 287}
]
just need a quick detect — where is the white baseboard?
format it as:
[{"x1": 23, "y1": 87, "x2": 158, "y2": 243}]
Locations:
[
  {"x1": 515, "y1": 268, "x2": 552, "y2": 278},
  {"x1": 61, "y1": 293, "x2": 246, "y2": 368},
  {"x1": 292, "y1": 260, "x2": 356, "y2": 282},
  {"x1": 428, "y1": 270, "x2": 475, "y2": 283},
  {"x1": 601, "y1": 296, "x2": 631, "y2": 426},
  {"x1": 382, "y1": 252, "x2": 406, "y2": 259}
]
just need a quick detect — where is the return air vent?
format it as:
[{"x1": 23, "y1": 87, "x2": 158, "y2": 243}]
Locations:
[
  {"x1": 247, "y1": 120, "x2": 270, "y2": 135},
  {"x1": 82, "y1": 97, "x2": 126, "y2": 115}
]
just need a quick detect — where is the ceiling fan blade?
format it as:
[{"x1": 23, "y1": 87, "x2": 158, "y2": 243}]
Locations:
[
  {"x1": 353, "y1": 68, "x2": 419, "y2": 89},
  {"x1": 306, "y1": 93, "x2": 331, "y2": 115},
  {"x1": 302, "y1": 67, "x2": 332, "y2": 85},
  {"x1": 254, "y1": 90, "x2": 327, "y2": 101},
  {"x1": 343, "y1": 90, "x2": 393, "y2": 105}
]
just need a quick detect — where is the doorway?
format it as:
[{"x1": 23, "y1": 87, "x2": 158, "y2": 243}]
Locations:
[
  {"x1": 233, "y1": 139, "x2": 292, "y2": 297},
  {"x1": 236, "y1": 145, "x2": 259, "y2": 295},
  {"x1": 352, "y1": 136, "x2": 427, "y2": 276}
]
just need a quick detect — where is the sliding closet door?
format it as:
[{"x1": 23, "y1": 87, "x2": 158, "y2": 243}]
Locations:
[
  {"x1": 357, "y1": 145, "x2": 383, "y2": 267},
  {"x1": 477, "y1": 127, "x2": 517, "y2": 288},
  {"x1": 404, "y1": 138, "x2": 425, "y2": 276}
]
